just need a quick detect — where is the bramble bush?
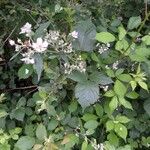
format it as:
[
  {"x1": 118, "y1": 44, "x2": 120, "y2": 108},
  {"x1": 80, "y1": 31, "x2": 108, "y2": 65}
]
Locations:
[{"x1": 0, "y1": 0, "x2": 150, "y2": 150}]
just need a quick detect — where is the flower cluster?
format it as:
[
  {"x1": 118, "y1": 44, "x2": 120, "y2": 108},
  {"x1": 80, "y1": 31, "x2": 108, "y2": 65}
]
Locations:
[
  {"x1": 9, "y1": 22, "x2": 80, "y2": 73},
  {"x1": 45, "y1": 30, "x2": 78, "y2": 54},
  {"x1": 97, "y1": 43, "x2": 110, "y2": 54},
  {"x1": 9, "y1": 23, "x2": 49, "y2": 64},
  {"x1": 64, "y1": 55, "x2": 86, "y2": 74},
  {"x1": 112, "y1": 60, "x2": 119, "y2": 70},
  {"x1": 100, "y1": 85, "x2": 109, "y2": 91}
]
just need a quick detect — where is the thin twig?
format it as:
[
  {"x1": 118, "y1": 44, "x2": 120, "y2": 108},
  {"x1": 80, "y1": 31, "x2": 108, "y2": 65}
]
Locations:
[{"x1": 0, "y1": 85, "x2": 38, "y2": 93}]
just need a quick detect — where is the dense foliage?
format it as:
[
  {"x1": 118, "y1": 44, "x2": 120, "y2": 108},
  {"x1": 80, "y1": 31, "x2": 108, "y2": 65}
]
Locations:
[{"x1": 0, "y1": 0, "x2": 150, "y2": 150}]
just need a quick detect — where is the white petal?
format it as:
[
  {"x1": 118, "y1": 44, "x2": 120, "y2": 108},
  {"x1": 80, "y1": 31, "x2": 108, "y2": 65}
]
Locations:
[
  {"x1": 42, "y1": 41, "x2": 48, "y2": 48},
  {"x1": 36, "y1": 38, "x2": 43, "y2": 45},
  {"x1": 9, "y1": 40, "x2": 15, "y2": 46}
]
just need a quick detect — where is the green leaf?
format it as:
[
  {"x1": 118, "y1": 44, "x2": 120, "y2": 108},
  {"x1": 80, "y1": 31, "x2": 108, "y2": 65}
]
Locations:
[
  {"x1": 126, "y1": 91, "x2": 139, "y2": 99},
  {"x1": 33, "y1": 53, "x2": 43, "y2": 81},
  {"x1": 73, "y1": 19, "x2": 96, "y2": 51},
  {"x1": 82, "y1": 113, "x2": 98, "y2": 121},
  {"x1": 107, "y1": 132, "x2": 119, "y2": 147},
  {"x1": 81, "y1": 141, "x2": 88, "y2": 150},
  {"x1": 96, "y1": 32, "x2": 115, "y2": 44},
  {"x1": 15, "y1": 136, "x2": 35, "y2": 150},
  {"x1": 67, "y1": 71, "x2": 87, "y2": 83},
  {"x1": 129, "y1": 47, "x2": 150, "y2": 62},
  {"x1": 36, "y1": 124, "x2": 47, "y2": 141},
  {"x1": 144, "y1": 99, "x2": 150, "y2": 116},
  {"x1": 142, "y1": 35, "x2": 150, "y2": 45},
  {"x1": 109, "y1": 96, "x2": 118, "y2": 112},
  {"x1": 69, "y1": 101, "x2": 78, "y2": 113},
  {"x1": 118, "y1": 26, "x2": 126, "y2": 40},
  {"x1": 127, "y1": 16, "x2": 141, "y2": 30},
  {"x1": 17, "y1": 97, "x2": 26, "y2": 108},
  {"x1": 117, "y1": 74, "x2": 133, "y2": 82},
  {"x1": 0, "y1": 109, "x2": 8, "y2": 118},
  {"x1": 106, "y1": 120, "x2": 115, "y2": 131},
  {"x1": 114, "y1": 123, "x2": 127, "y2": 140},
  {"x1": 138, "y1": 81, "x2": 148, "y2": 91},
  {"x1": 10, "y1": 107, "x2": 25, "y2": 121},
  {"x1": 84, "y1": 120, "x2": 99, "y2": 130},
  {"x1": 34, "y1": 21, "x2": 50, "y2": 40},
  {"x1": 115, "y1": 68, "x2": 124, "y2": 76},
  {"x1": 118, "y1": 97, "x2": 133, "y2": 110},
  {"x1": 95, "y1": 104, "x2": 104, "y2": 117},
  {"x1": 89, "y1": 71, "x2": 113, "y2": 85},
  {"x1": 115, "y1": 39, "x2": 129, "y2": 51},
  {"x1": 104, "y1": 90, "x2": 115, "y2": 97},
  {"x1": 48, "y1": 119, "x2": 58, "y2": 131},
  {"x1": 18, "y1": 64, "x2": 33, "y2": 79},
  {"x1": 116, "y1": 115, "x2": 130, "y2": 123},
  {"x1": 75, "y1": 81, "x2": 99, "y2": 108},
  {"x1": 130, "y1": 81, "x2": 137, "y2": 91},
  {"x1": 114, "y1": 80, "x2": 127, "y2": 96},
  {"x1": 46, "y1": 103, "x2": 57, "y2": 116}
]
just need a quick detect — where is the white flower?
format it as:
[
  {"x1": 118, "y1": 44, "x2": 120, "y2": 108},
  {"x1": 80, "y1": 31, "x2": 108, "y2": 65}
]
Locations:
[
  {"x1": 17, "y1": 38, "x2": 23, "y2": 44},
  {"x1": 21, "y1": 57, "x2": 35, "y2": 64},
  {"x1": 9, "y1": 40, "x2": 15, "y2": 46},
  {"x1": 20, "y1": 22, "x2": 32, "y2": 35},
  {"x1": 112, "y1": 61, "x2": 119, "y2": 70},
  {"x1": 70, "y1": 31, "x2": 78, "y2": 38},
  {"x1": 32, "y1": 38, "x2": 48, "y2": 53}
]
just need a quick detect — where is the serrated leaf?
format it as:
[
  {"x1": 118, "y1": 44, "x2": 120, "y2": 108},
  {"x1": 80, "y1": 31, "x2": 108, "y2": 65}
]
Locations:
[
  {"x1": 15, "y1": 136, "x2": 35, "y2": 150},
  {"x1": 116, "y1": 115, "x2": 130, "y2": 123},
  {"x1": 89, "y1": 72, "x2": 113, "y2": 85},
  {"x1": 118, "y1": 97, "x2": 133, "y2": 110},
  {"x1": 107, "y1": 132, "x2": 119, "y2": 147},
  {"x1": 142, "y1": 35, "x2": 150, "y2": 45},
  {"x1": 114, "y1": 80, "x2": 127, "y2": 96},
  {"x1": 84, "y1": 120, "x2": 99, "y2": 130},
  {"x1": 69, "y1": 101, "x2": 78, "y2": 113},
  {"x1": 73, "y1": 19, "x2": 96, "y2": 51},
  {"x1": 10, "y1": 107, "x2": 25, "y2": 121},
  {"x1": 96, "y1": 32, "x2": 115, "y2": 44},
  {"x1": 130, "y1": 81, "x2": 137, "y2": 91},
  {"x1": 106, "y1": 120, "x2": 115, "y2": 131},
  {"x1": 36, "y1": 124, "x2": 47, "y2": 141},
  {"x1": 127, "y1": 16, "x2": 141, "y2": 30},
  {"x1": 115, "y1": 39, "x2": 129, "y2": 51},
  {"x1": 117, "y1": 74, "x2": 133, "y2": 82},
  {"x1": 126, "y1": 91, "x2": 139, "y2": 99},
  {"x1": 82, "y1": 113, "x2": 98, "y2": 121},
  {"x1": 138, "y1": 81, "x2": 148, "y2": 91},
  {"x1": 95, "y1": 104, "x2": 104, "y2": 117},
  {"x1": 104, "y1": 90, "x2": 115, "y2": 97},
  {"x1": 114, "y1": 123, "x2": 127, "y2": 140},
  {"x1": 67, "y1": 71, "x2": 87, "y2": 83},
  {"x1": 75, "y1": 81, "x2": 99, "y2": 108},
  {"x1": 109, "y1": 96, "x2": 118, "y2": 112},
  {"x1": 33, "y1": 53, "x2": 43, "y2": 81},
  {"x1": 118, "y1": 26, "x2": 126, "y2": 40},
  {"x1": 48, "y1": 119, "x2": 58, "y2": 131}
]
